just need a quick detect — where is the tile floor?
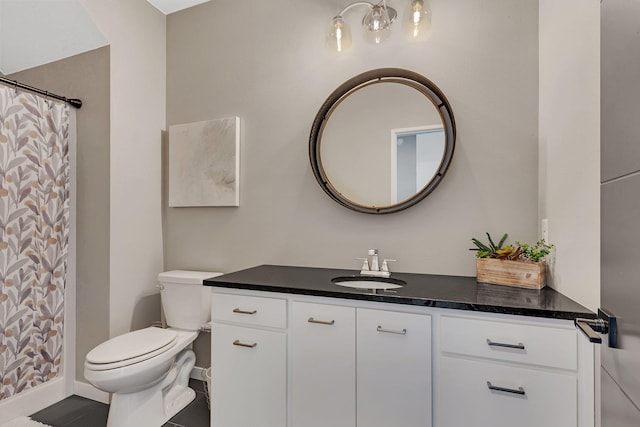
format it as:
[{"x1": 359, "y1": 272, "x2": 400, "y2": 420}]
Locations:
[{"x1": 30, "y1": 380, "x2": 210, "y2": 427}]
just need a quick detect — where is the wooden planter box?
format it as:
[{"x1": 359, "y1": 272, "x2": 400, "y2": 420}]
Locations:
[{"x1": 476, "y1": 258, "x2": 546, "y2": 289}]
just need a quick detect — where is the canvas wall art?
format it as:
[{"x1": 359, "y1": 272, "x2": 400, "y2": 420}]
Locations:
[{"x1": 169, "y1": 117, "x2": 240, "y2": 207}]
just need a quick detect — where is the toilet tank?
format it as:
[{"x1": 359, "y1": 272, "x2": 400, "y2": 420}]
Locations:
[{"x1": 157, "y1": 270, "x2": 222, "y2": 330}]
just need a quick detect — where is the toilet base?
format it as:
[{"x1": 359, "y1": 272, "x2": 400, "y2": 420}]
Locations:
[
  {"x1": 164, "y1": 386, "x2": 196, "y2": 420},
  {"x1": 107, "y1": 387, "x2": 196, "y2": 427},
  {"x1": 106, "y1": 349, "x2": 197, "y2": 427}
]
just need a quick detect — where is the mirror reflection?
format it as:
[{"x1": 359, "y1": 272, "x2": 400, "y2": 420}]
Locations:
[
  {"x1": 321, "y1": 82, "x2": 445, "y2": 207},
  {"x1": 393, "y1": 126, "x2": 445, "y2": 203},
  {"x1": 310, "y1": 68, "x2": 455, "y2": 214}
]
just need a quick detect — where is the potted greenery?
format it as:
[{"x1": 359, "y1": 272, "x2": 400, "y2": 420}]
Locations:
[{"x1": 470, "y1": 233, "x2": 553, "y2": 289}]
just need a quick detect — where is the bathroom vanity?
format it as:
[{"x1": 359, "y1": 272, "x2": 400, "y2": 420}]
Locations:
[{"x1": 204, "y1": 265, "x2": 596, "y2": 427}]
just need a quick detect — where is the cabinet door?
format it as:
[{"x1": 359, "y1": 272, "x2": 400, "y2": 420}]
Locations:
[
  {"x1": 291, "y1": 302, "x2": 356, "y2": 427},
  {"x1": 211, "y1": 323, "x2": 286, "y2": 427},
  {"x1": 439, "y1": 355, "x2": 577, "y2": 427},
  {"x1": 357, "y1": 308, "x2": 432, "y2": 427}
]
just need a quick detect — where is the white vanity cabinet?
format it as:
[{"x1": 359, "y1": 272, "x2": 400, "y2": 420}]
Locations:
[
  {"x1": 439, "y1": 356, "x2": 577, "y2": 426},
  {"x1": 291, "y1": 302, "x2": 356, "y2": 427},
  {"x1": 211, "y1": 293, "x2": 287, "y2": 427},
  {"x1": 437, "y1": 314, "x2": 594, "y2": 427},
  {"x1": 356, "y1": 308, "x2": 431, "y2": 427},
  {"x1": 210, "y1": 288, "x2": 594, "y2": 427},
  {"x1": 290, "y1": 302, "x2": 432, "y2": 427}
]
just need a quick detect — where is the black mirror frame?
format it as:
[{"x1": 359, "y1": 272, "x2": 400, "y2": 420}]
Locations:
[{"x1": 309, "y1": 68, "x2": 456, "y2": 214}]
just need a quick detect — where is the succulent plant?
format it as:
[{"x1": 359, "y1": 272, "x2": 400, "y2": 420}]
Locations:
[
  {"x1": 470, "y1": 233, "x2": 551, "y2": 262},
  {"x1": 516, "y1": 239, "x2": 554, "y2": 262},
  {"x1": 470, "y1": 233, "x2": 512, "y2": 259}
]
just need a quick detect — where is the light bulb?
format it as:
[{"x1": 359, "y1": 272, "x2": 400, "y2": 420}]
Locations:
[
  {"x1": 362, "y1": 4, "x2": 395, "y2": 45},
  {"x1": 363, "y1": 4, "x2": 391, "y2": 32},
  {"x1": 404, "y1": 0, "x2": 431, "y2": 40},
  {"x1": 327, "y1": 16, "x2": 352, "y2": 52}
]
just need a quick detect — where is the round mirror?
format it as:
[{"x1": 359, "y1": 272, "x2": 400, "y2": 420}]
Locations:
[{"x1": 309, "y1": 68, "x2": 456, "y2": 214}]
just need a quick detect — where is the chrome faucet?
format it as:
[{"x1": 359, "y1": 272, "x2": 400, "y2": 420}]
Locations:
[
  {"x1": 357, "y1": 249, "x2": 396, "y2": 277},
  {"x1": 369, "y1": 248, "x2": 379, "y2": 272}
]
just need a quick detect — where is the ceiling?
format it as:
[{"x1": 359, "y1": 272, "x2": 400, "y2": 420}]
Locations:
[
  {"x1": 0, "y1": 0, "x2": 107, "y2": 75},
  {"x1": 146, "y1": 0, "x2": 211, "y2": 15},
  {"x1": 0, "y1": 0, "x2": 212, "y2": 75}
]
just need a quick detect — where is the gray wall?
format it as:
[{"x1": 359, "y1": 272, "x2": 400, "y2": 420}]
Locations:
[
  {"x1": 9, "y1": 47, "x2": 111, "y2": 381},
  {"x1": 165, "y1": 0, "x2": 539, "y2": 277}
]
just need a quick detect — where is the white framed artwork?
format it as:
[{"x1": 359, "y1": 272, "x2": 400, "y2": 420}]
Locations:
[{"x1": 169, "y1": 117, "x2": 240, "y2": 207}]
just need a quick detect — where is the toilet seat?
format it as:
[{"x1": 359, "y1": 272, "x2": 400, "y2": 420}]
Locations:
[{"x1": 86, "y1": 327, "x2": 178, "y2": 371}]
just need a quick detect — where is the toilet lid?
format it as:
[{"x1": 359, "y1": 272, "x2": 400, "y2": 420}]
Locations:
[{"x1": 86, "y1": 327, "x2": 177, "y2": 365}]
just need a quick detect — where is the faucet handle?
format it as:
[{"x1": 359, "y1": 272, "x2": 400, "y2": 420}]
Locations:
[
  {"x1": 381, "y1": 259, "x2": 397, "y2": 273},
  {"x1": 356, "y1": 257, "x2": 370, "y2": 271}
]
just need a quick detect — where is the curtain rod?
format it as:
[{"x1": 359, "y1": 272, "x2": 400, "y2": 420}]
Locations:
[{"x1": 0, "y1": 76, "x2": 82, "y2": 109}]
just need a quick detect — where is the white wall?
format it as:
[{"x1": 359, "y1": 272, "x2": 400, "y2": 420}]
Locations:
[
  {"x1": 79, "y1": 0, "x2": 166, "y2": 336},
  {"x1": 165, "y1": 0, "x2": 540, "y2": 277},
  {"x1": 539, "y1": 0, "x2": 600, "y2": 311}
]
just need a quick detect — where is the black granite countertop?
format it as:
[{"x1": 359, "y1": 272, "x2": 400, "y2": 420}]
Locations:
[{"x1": 203, "y1": 264, "x2": 595, "y2": 321}]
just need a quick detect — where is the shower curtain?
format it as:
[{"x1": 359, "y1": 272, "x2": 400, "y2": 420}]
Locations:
[{"x1": 0, "y1": 85, "x2": 70, "y2": 400}]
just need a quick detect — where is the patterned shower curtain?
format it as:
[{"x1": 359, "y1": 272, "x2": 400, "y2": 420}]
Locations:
[{"x1": 0, "y1": 85, "x2": 70, "y2": 400}]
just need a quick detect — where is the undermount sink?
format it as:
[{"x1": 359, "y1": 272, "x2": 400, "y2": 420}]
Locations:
[{"x1": 331, "y1": 276, "x2": 406, "y2": 290}]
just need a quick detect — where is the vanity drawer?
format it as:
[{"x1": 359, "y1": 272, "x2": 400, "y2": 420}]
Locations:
[
  {"x1": 440, "y1": 315, "x2": 577, "y2": 370},
  {"x1": 439, "y1": 355, "x2": 577, "y2": 427},
  {"x1": 212, "y1": 293, "x2": 287, "y2": 329}
]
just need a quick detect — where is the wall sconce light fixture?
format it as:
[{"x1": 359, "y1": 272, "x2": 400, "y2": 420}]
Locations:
[{"x1": 327, "y1": 0, "x2": 431, "y2": 52}]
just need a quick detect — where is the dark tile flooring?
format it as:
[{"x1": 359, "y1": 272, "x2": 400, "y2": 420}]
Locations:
[{"x1": 30, "y1": 380, "x2": 210, "y2": 427}]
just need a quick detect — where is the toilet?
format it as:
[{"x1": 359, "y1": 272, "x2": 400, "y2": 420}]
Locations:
[{"x1": 84, "y1": 270, "x2": 221, "y2": 427}]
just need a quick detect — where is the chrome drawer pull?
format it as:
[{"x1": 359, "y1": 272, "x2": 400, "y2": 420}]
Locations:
[
  {"x1": 308, "y1": 317, "x2": 335, "y2": 326},
  {"x1": 487, "y1": 381, "x2": 526, "y2": 395},
  {"x1": 233, "y1": 340, "x2": 257, "y2": 348},
  {"x1": 486, "y1": 339, "x2": 525, "y2": 350},
  {"x1": 377, "y1": 325, "x2": 407, "y2": 335},
  {"x1": 233, "y1": 308, "x2": 257, "y2": 315}
]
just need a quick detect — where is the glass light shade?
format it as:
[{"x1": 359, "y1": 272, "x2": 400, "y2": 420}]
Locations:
[
  {"x1": 327, "y1": 16, "x2": 352, "y2": 52},
  {"x1": 363, "y1": 4, "x2": 393, "y2": 44},
  {"x1": 363, "y1": 4, "x2": 392, "y2": 32},
  {"x1": 404, "y1": 0, "x2": 431, "y2": 40},
  {"x1": 364, "y1": 25, "x2": 391, "y2": 44}
]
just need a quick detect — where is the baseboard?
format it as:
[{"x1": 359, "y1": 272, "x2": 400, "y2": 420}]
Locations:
[
  {"x1": 73, "y1": 381, "x2": 110, "y2": 404},
  {"x1": 190, "y1": 366, "x2": 208, "y2": 382},
  {"x1": 0, "y1": 378, "x2": 67, "y2": 424}
]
